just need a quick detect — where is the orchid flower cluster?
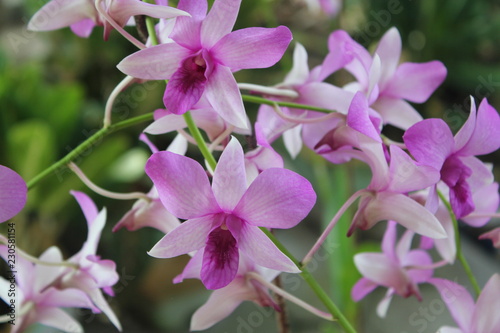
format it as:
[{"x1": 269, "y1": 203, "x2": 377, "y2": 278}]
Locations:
[{"x1": 1, "y1": 0, "x2": 500, "y2": 332}]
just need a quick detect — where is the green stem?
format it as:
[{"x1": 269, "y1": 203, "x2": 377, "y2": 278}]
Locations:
[
  {"x1": 241, "y1": 94, "x2": 336, "y2": 114},
  {"x1": 26, "y1": 112, "x2": 154, "y2": 190},
  {"x1": 183, "y1": 112, "x2": 217, "y2": 171},
  {"x1": 261, "y1": 228, "x2": 357, "y2": 333},
  {"x1": 437, "y1": 191, "x2": 481, "y2": 297}
]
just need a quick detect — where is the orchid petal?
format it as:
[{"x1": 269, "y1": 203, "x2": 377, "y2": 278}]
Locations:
[
  {"x1": 430, "y1": 278, "x2": 474, "y2": 332},
  {"x1": 170, "y1": 0, "x2": 204, "y2": 50},
  {"x1": 479, "y1": 227, "x2": 500, "y2": 248},
  {"x1": 144, "y1": 113, "x2": 188, "y2": 134},
  {"x1": 212, "y1": 26, "x2": 292, "y2": 70},
  {"x1": 201, "y1": 226, "x2": 240, "y2": 289},
  {"x1": 321, "y1": 30, "x2": 371, "y2": 82},
  {"x1": 37, "y1": 307, "x2": 84, "y2": 333},
  {"x1": 283, "y1": 124, "x2": 303, "y2": 159},
  {"x1": 472, "y1": 274, "x2": 500, "y2": 333},
  {"x1": 462, "y1": 182, "x2": 499, "y2": 227},
  {"x1": 28, "y1": 0, "x2": 94, "y2": 32},
  {"x1": 174, "y1": 250, "x2": 204, "y2": 283},
  {"x1": 387, "y1": 145, "x2": 440, "y2": 193},
  {"x1": 148, "y1": 215, "x2": 214, "y2": 258},
  {"x1": 434, "y1": 205, "x2": 456, "y2": 263},
  {"x1": 0, "y1": 165, "x2": 27, "y2": 223},
  {"x1": 381, "y1": 221, "x2": 397, "y2": 260},
  {"x1": 145, "y1": 151, "x2": 219, "y2": 219},
  {"x1": 383, "y1": 61, "x2": 447, "y2": 103},
  {"x1": 351, "y1": 277, "x2": 378, "y2": 301},
  {"x1": 404, "y1": 250, "x2": 433, "y2": 283},
  {"x1": 347, "y1": 92, "x2": 381, "y2": 142},
  {"x1": 375, "y1": 27, "x2": 401, "y2": 88},
  {"x1": 191, "y1": 278, "x2": 253, "y2": 330},
  {"x1": 372, "y1": 97, "x2": 423, "y2": 130},
  {"x1": 364, "y1": 192, "x2": 446, "y2": 238},
  {"x1": 403, "y1": 119, "x2": 454, "y2": 170},
  {"x1": 201, "y1": 0, "x2": 241, "y2": 48},
  {"x1": 284, "y1": 43, "x2": 309, "y2": 85},
  {"x1": 71, "y1": 190, "x2": 98, "y2": 223},
  {"x1": 376, "y1": 289, "x2": 394, "y2": 318},
  {"x1": 238, "y1": 225, "x2": 299, "y2": 273},
  {"x1": 234, "y1": 168, "x2": 316, "y2": 229},
  {"x1": 297, "y1": 82, "x2": 354, "y2": 114},
  {"x1": 205, "y1": 65, "x2": 249, "y2": 129},
  {"x1": 117, "y1": 43, "x2": 190, "y2": 80},
  {"x1": 110, "y1": 0, "x2": 189, "y2": 27},
  {"x1": 41, "y1": 287, "x2": 93, "y2": 309},
  {"x1": 354, "y1": 253, "x2": 406, "y2": 290},
  {"x1": 458, "y1": 98, "x2": 500, "y2": 156},
  {"x1": 212, "y1": 138, "x2": 247, "y2": 210},
  {"x1": 35, "y1": 247, "x2": 65, "y2": 294},
  {"x1": 78, "y1": 208, "x2": 107, "y2": 259},
  {"x1": 70, "y1": 18, "x2": 95, "y2": 38},
  {"x1": 454, "y1": 96, "x2": 476, "y2": 152}
]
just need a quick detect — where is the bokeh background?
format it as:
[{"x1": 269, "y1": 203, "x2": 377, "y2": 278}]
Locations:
[{"x1": 0, "y1": 0, "x2": 499, "y2": 332}]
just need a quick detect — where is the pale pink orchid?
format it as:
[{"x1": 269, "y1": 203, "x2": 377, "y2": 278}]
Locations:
[
  {"x1": 253, "y1": 42, "x2": 354, "y2": 158},
  {"x1": 27, "y1": 0, "x2": 188, "y2": 39},
  {"x1": 0, "y1": 165, "x2": 27, "y2": 223},
  {"x1": 118, "y1": 0, "x2": 293, "y2": 129},
  {"x1": 324, "y1": 28, "x2": 447, "y2": 130},
  {"x1": 403, "y1": 97, "x2": 500, "y2": 219},
  {"x1": 146, "y1": 138, "x2": 316, "y2": 289},
  {"x1": 479, "y1": 227, "x2": 500, "y2": 248},
  {"x1": 348, "y1": 134, "x2": 446, "y2": 238},
  {"x1": 0, "y1": 245, "x2": 94, "y2": 333},
  {"x1": 174, "y1": 253, "x2": 280, "y2": 330},
  {"x1": 55, "y1": 191, "x2": 122, "y2": 331},
  {"x1": 431, "y1": 274, "x2": 500, "y2": 333},
  {"x1": 352, "y1": 221, "x2": 435, "y2": 317}
]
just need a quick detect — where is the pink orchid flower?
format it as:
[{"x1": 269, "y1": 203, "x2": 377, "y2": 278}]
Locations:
[
  {"x1": 345, "y1": 124, "x2": 445, "y2": 238},
  {"x1": 0, "y1": 246, "x2": 94, "y2": 333},
  {"x1": 352, "y1": 221, "x2": 434, "y2": 317},
  {"x1": 0, "y1": 165, "x2": 27, "y2": 223},
  {"x1": 28, "y1": 0, "x2": 188, "y2": 39},
  {"x1": 403, "y1": 97, "x2": 500, "y2": 219},
  {"x1": 118, "y1": 0, "x2": 293, "y2": 129},
  {"x1": 254, "y1": 42, "x2": 354, "y2": 158},
  {"x1": 56, "y1": 191, "x2": 122, "y2": 330},
  {"x1": 146, "y1": 138, "x2": 316, "y2": 289},
  {"x1": 431, "y1": 274, "x2": 500, "y2": 333},
  {"x1": 175, "y1": 252, "x2": 280, "y2": 330},
  {"x1": 324, "y1": 28, "x2": 447, "y2": 130}
]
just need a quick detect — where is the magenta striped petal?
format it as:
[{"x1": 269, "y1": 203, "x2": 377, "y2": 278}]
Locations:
[{"x1": 201, "y1": 0, "x2": 241, "y2": 48}]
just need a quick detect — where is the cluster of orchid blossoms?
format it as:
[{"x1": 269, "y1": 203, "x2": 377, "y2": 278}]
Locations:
[{"x1": 2, "y1": 0, "x2": 500, "y2": 332}]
